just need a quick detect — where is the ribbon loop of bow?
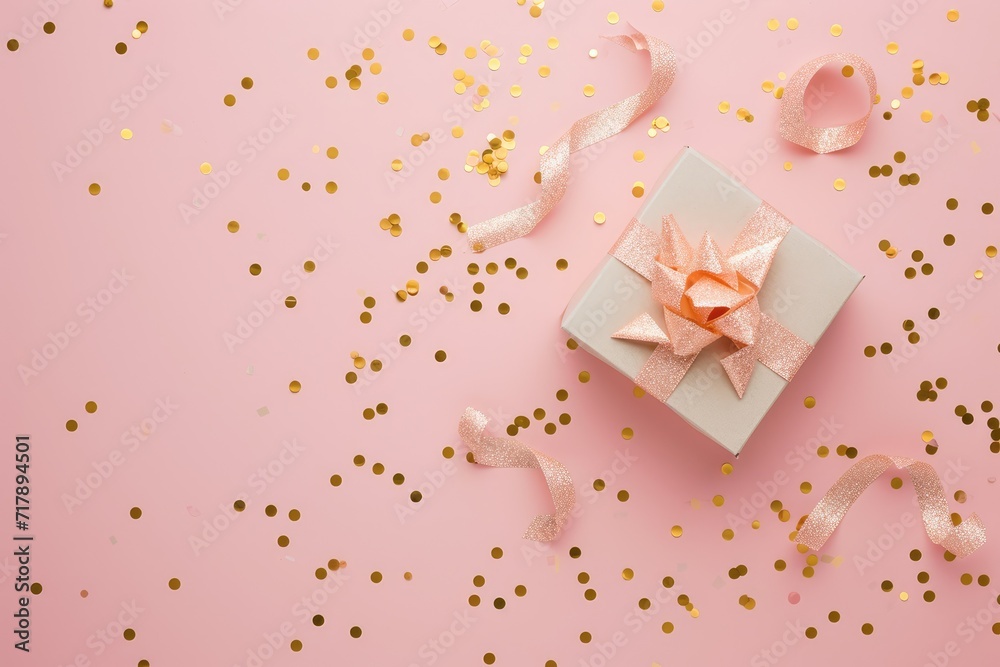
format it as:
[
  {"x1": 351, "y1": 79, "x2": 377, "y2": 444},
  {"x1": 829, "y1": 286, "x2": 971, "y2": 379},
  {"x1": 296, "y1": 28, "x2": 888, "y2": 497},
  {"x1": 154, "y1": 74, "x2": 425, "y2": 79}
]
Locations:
[{"x1": 609, "y1": 202, "x2": 813, "y2": 401}]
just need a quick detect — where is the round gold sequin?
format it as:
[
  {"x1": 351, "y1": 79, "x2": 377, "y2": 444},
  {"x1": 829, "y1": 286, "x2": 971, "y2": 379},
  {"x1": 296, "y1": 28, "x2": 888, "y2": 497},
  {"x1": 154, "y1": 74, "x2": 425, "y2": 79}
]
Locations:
[
  {"x1": 833, "y1": 178, "x2": 846, "y2": 191},
  {"x1": 787, "y1": 18, "x2": 799, "y2": 29},
  {"x1": 830, "y1": 24, "x2": 842, "y2": 36},
  {"x1": 947, "y1": 9, "x2": 959, "y2": 21},
  {"x1": 671, "y1": 525, "x2": 683, "y2": 538},
  {"x1": 66, "y1": 419, "x2": 78, "y2": 432},
  {"x1": 168, "y1": 578, "x2": 181, "y2": 590},
  {"x1": 88, "y1": 183, "x2": 102, "y2": 196}
]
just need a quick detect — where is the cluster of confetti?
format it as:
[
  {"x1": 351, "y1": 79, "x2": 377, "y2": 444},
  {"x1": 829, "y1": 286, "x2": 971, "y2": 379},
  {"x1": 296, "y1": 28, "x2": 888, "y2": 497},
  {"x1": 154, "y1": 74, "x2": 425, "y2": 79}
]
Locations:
[{"x1": 466, "y1": 131, "x2": 517, "y2": 186}]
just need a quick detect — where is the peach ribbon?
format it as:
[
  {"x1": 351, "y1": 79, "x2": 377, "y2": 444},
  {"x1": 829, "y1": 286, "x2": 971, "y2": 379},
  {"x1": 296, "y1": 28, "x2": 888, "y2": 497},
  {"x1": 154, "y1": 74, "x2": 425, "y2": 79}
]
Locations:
[
  {"x1": 779, "y1": 53, "x2": 877, "y2": 154},
  {"x1": 459, "y1": 408, "x2": 575, "y2": 541},
  {"x1": 608, "y1": 203, "x2": 813, "y2": 402},
  {"x1": 466, "y1": 29, "x2": 676, "y2": 252},
  {"x1": 796, "y1": 455, "x2": 987, "y2": 558}
]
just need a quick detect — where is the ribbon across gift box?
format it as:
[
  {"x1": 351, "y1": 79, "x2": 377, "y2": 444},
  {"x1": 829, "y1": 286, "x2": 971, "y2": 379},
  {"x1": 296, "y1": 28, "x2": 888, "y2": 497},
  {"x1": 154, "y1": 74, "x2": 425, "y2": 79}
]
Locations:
[{"x1": 561, "y1": 147, "x2": 863, "y2": 455}]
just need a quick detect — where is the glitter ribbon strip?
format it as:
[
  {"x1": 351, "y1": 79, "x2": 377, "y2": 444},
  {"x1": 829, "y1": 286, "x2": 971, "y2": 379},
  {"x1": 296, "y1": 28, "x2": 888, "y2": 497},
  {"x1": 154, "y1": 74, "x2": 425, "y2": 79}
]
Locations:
[
  {"x1": 796, "y1": 455, "x2": 987, "y2": 558},
  {"x1": 458, "y1": 408, "x2": 575, "y2": 541},
  {"x1": 608, "y1": 203, "x2": 813, "y2": 401},
  {"x1": 779, "y1": 53, "x2": 877, "y2": 154},
  {"x1": 466, "y1": 29, "x2": 676, "y2": 252}
]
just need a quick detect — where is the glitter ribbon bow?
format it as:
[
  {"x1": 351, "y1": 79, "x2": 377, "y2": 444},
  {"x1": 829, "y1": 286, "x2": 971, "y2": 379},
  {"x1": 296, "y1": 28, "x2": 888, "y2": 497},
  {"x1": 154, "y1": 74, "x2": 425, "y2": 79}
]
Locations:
[
  {"x1": 459, "y1": 408, "x2": 575, "y2": 541},
  {"x1": 608, "y1": 203, "x2": 813, "y2": 401},
  {"x1": 796, "y1": 455, "x2": 987, "y2": 558}
]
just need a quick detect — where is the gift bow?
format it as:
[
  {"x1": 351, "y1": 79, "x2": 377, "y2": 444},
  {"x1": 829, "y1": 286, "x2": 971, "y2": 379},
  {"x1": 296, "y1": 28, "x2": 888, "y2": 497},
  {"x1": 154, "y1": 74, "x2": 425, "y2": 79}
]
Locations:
[{"x1": 609, "y1": 203, "x2": 813, "y2": 401}]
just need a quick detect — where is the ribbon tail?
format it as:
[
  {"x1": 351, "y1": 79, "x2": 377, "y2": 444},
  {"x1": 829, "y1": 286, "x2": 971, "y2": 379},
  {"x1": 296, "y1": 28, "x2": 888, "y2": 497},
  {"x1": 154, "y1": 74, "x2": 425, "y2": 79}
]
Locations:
[
  {"x1": 796, "y1": 455, "x2": 987, "y2": 558},
  {"x1": 634, "y1": 344, "x2": 698, "y2": 403},
  {"x1": 467, "y1": 31, "x2": 676, "y2": 252},
  {"x1": 458, "y1": 408, "x2": 576, "y2": 542}
]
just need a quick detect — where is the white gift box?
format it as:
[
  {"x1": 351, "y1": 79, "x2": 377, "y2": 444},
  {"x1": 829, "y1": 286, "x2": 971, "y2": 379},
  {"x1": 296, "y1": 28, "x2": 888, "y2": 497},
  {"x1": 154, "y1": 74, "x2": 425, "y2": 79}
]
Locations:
[{"x1": 561, "y1": 147, "x2": 863, "y2": 455}]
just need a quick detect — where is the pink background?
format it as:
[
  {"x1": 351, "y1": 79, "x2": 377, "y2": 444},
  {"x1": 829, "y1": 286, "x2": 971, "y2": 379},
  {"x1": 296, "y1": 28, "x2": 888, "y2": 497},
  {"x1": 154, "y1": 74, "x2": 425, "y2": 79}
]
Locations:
[{"x1": 3, "y1": 0, "x2": 999, "y2": 665}]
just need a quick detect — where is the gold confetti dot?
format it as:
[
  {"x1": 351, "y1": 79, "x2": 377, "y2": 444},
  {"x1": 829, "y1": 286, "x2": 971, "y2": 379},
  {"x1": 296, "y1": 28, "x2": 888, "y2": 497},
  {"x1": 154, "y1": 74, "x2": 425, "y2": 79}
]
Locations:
[
  {"x1": 920, "y1": 110, "x2": 933, "y2": 122},
  {"x1": 325, "y1": 76, "x2": 338, "y2": 88},
  {"x1": 947, "y1": 9, "x2": 959, "y2": 21},
  {"x1": 168, "y1": 578, "x2": 181, "y2": 590},
  {"x1": 488, "y1": 57, "x2": 500, "y2": 71},
  {"x1": 842, "y1": 65, "x2": 854, "y2": 78},
  {"x1": 7, "y1": 39, "x2": 19, "y2": 51},
  {"x1": 594, "y1": 212, "x2": 606, "y2": 225},
  {"x1": 115, "y1": 42, "x2": 127, "y2": 55},
  {"x1": 830, "y1": 24, "x2": 843, "y2": 36},
  {"x1": 887, "y1": 42, "x2": 899, "y2": 54},
  {"x1": 787, "y1": 18, "x2": 799, "y2": 29},
  {"x1": 804, "y1": 396, "x2": 816, "y2": 408},
  {"x1": 510, "y1": 85, "x2": 522, "y2": 98},
  {"x1": 402, "y1": 29, "x2": 414, "y2": 41},
  {"x1": 652, "y1": 0, "x2": 664, "y2": 10},
  {"x1": 767, "y1": 18, "x2": 780, "y2": 31},
  {"x1": 583, "y1": 84, "x2": 596, "y2": 97},
  {"x1": 834, "y1": 178, "x2": 846, "y2": 191},
  {"x1": 377, "y1": 91, "x2": 389, "y2": 104},
  {"x1": 718, "y1": 100, "x2": 731, "y2": 113},
  {"x1": 671, "y1": 525, "x2": 683, "y2": 538},
  {"x1": 307, "y1": 47, "x2": 320, "y2": 60},
  {"x1": 607, "y1": 11, "x2": 620, "y2": 24},
  {"x1": 632, "y1": 182, "x2": 645, "y2": 197},
  {"x1": 66, "y1": 419, "x2": 78, "y2": 432},
  {"x1": 199, "y1": 162, "x2": 212, "y2": 175},
  {"x1": 722, "y1": 462, "x2": 734, "y2": 475}
]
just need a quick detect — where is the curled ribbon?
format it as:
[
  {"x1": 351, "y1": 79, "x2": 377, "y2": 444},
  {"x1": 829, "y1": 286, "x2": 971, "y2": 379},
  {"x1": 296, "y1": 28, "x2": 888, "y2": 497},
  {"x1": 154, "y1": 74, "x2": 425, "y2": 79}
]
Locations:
[
  {"x1": 458, "y1": 408, "x2": 575, "y2": 541},
  {"x1": 608, "y1": 203, "x2": 813, "y2": 401},
  {"x1": 796, "y1": 455, "x2": 987, "y2": 558},
  {"x1": 779, "y1": 53, "x2": 877, "y2": 154},
  {"x1": 467, "y1": 29, "x2": 676, "y2": 252}
]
